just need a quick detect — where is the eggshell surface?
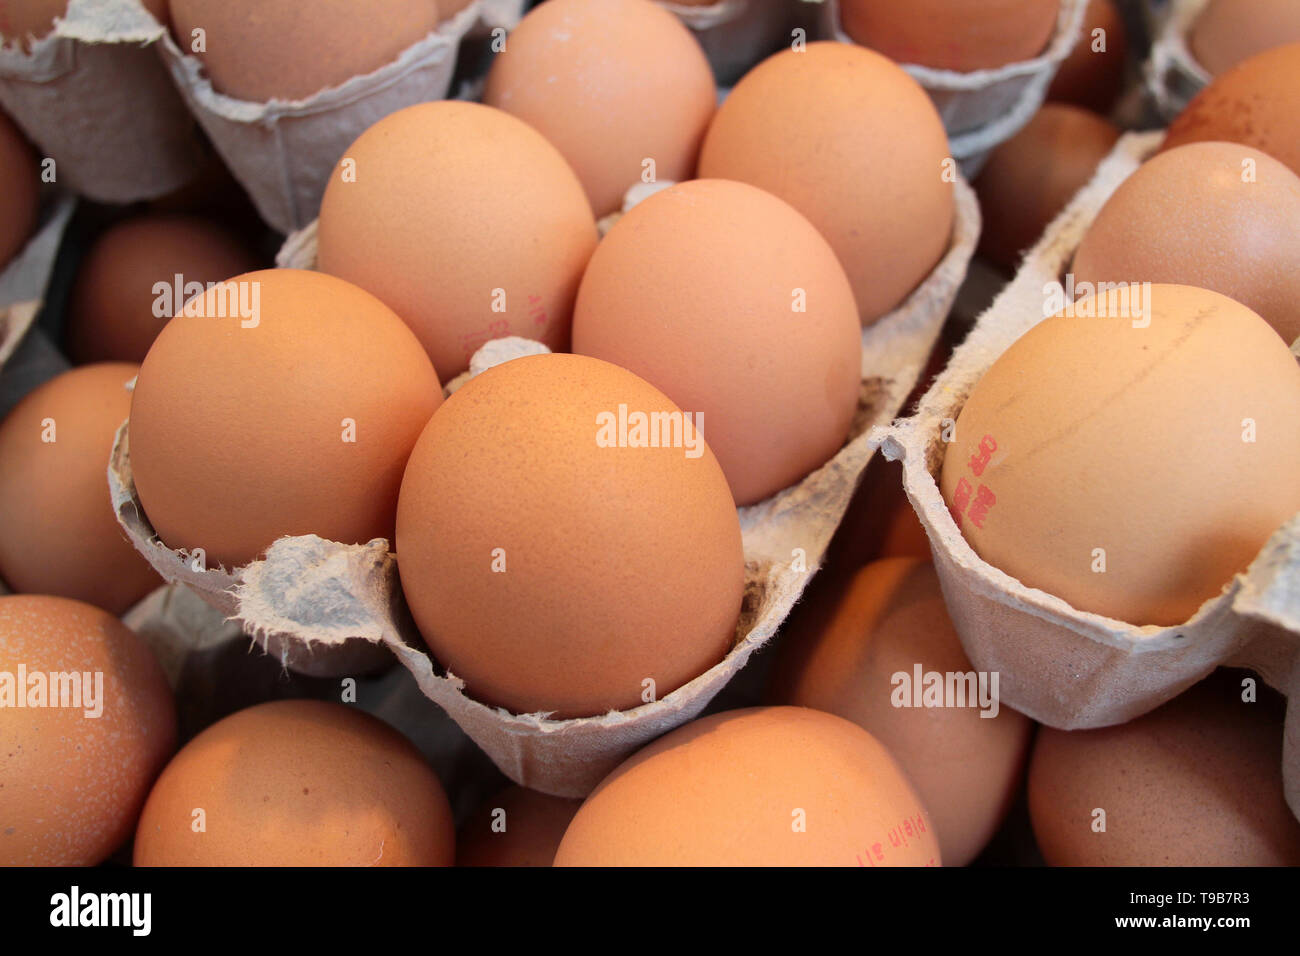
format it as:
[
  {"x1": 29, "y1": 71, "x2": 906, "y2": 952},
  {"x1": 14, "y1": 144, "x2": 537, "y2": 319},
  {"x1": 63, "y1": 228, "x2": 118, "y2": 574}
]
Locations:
[
  {"x1": 1046, "y1": 0, "x2": 1127, "y2": 113},
  {"x1": 0, "y1": 595, "x2": 176, "y2": 866},
  {"x1": 0, "y1": 109, "x2": 37, "y2": 272},
  {"x1": 1190, "y1": 0, "x2": 1300, "y2": 77},
  {"x1": 457, "y1": 785, "x2": 581, "y2": 867}
]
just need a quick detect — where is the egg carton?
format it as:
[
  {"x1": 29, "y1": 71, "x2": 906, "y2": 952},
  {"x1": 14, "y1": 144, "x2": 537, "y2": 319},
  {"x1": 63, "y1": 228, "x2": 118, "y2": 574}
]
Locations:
[
  {"x1": 1142, "y1": 0, "x2": 1210, "y2": 120},
  {"x1": 658, "y1": 0, "x2": 794, "y2": 86},
  {"x1": 874, "y1": 130, "x2": 1300, "y2": 820},
  {"x1": 0, "y1": 192, "x2": 75, "y2": 373},
  {"x1": 810, "y1": 0, "x2": 1088, "y2": 176},
  {"x1": 154, "y1": 0, "x2": 525, "y2": 235},
  {"x1": 0, "y1": 0, "x2": 203, "y2": 203},
  {"x1": 109, "y1": 175, "x2": 980, "y2": 797}
]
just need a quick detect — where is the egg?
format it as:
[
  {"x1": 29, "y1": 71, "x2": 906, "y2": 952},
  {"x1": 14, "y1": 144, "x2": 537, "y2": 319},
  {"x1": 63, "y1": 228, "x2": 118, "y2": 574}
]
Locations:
[
  {"x1": 0, "y1": 109, "x2": 37, "y2": 273},
  {"x1": 129, "y1": 269, "x2": 441, "y2": 571},
  {"x1": 65, "y1": 215, "x2": 260, "y2": 365},
  {"x1": 317, "y1": 101, "x2": 598, "y2": 381},
  {"x1": 554, "y1": 706, "x2": 941, "y2": 865},
  {"x1": 572, "y1": 179, "x2": 862, "y2": 505},
  {"x1": 941, "y1": 284, "x2": 1300, "y2": 627},
  {"x1": 0, "y1": 595, "x2": 176, "y2": 865},
  {"x1": 1190, "y1": 0, "x2": 1300, "y2": 77},
  {"x1": 1046, "y1": 0, "x2": 1128, "y2": 114},
  {"x1": 1073, "y1": 142, "x2": 1300, "y2": 345},
  {"x1": 395, "y1": 353, "x2": 744, "y2": 719},
  {"x1": 167, "y1": 0, "x2": 439, "y2": 102},
  {"x1": 975, "y1": 104, "x2": 1120, "y2": 273},
  {"x1": 1028, "y1": 671, "x2": 1300, "y2": 865},
  {"x1": 483, "y1": 0, "x2": 716, "y2": 217},
  {"x1": 0, "y1": 364, "x2": 160, "y2": 614},
  {"x1": 456, "y1": 786, "x2": 582, "y2": 867},
  {"x1": 1163, "y1": 43, "x2": 1300, "y2": 179},
  {"x1": 0, "y1": 0, "x2": 167, "y2": 47},
  {"x1": 770, "y1": 559, "x2": 1033, "y2": 866},
  {"x1": 698, "y1": 42, "x2": 954, "y2": 324},
  {"x1": 133, "y1": 699, "x2": 454, "y2": 866},
  {"x1": 839, "y1": 0, "x2": 1060, "y2": 72}
]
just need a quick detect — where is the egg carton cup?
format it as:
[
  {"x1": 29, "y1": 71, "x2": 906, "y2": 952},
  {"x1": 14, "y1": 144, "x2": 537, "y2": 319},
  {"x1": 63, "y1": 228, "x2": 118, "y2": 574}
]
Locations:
[
  {"x1": 1142, "y1": 0, "x2": 1210, "y2": 121},
  {"x1": 659, "y1": 0, "x2": 793, "y2": 86},
  {"x1": 812, "y1": 0, "x2": 1087, "y2": 175},
  {"x1": 115, "y1": 175, "x2": 979, "y2": 797},
  {"x1": 154, "y1": 0, "x2": 525, "y2": 235},
  {"x1": 0, "y1": 193, "x2": 76, "y2": 371},
  {"x1": 874, "y1": 130, "x2": 1300, "y2": 818},
  {"x1": 0, "y1": 0, "x2": 203, "y2": 203}
]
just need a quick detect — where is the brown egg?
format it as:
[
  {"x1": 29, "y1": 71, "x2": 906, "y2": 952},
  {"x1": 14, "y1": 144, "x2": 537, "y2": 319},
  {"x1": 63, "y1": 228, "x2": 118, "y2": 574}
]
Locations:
[
  {"x1": 1163, "y1": 43, "x2": 1300, "y2": 179},
  {"x1": 0, "y1": 364, "x2": 159, "y2": 614},
  {"x1": 0, "y1": 1, "x2": 167, "y2": 47},
  {"x1": 840, "y1": 0, "x2": 1060, "y2": 72},
  {"x1": 1190, "y1": 0, "x2": 1300, "y2": 77},
  {"x1": 1073, "y1": 142, "x2": 1300, "y2": 345},
  {"x1": 439, "y1": 0, "x2": 473, "y2": 19},
  {"x1": 0, "y1": 109, "x2": 37, "y2": 273},
  {"x1": 975, "y1": 104, "x2": 1120, "y2": 273},
  {"x1": 395, "y1": 353, "x2": 744, "y2": 719},
  {"x1": 770, "y1": 559, "x2": 1033, "y2": 866},
  {"x1": 129, "y1": 269, "x2": 441, "y2": 571},
  {"x1": 65, "y1": 215, "x2": 259, "y2": 365},
  {"x1": 134, "y1": 699, "x2": 454, "y2": 866},
  {"x1": 555, "y1": 706, "x2": 941, "y2": 865},
  {"x1": 1028, "y1": 671, "x2": 1300, "y2": 865},
  {"x1": 318, "y1": 101, "x2": 598, "y2": 381},
  {"x1": 698, "y1": 42, "x2": 954, "y2": 324},
  {"x1": 1047, "y1": 0, "x2": 1128, "y2": 114},
  {"x1": 167, "y1": 0, "x2": 439, "y2": 102},
  {"x1": 483, "y1": 0, "x2": 716, "y2": 217},
  {"x1": 457, "y1": 786, "x2": 582, "y2": 867},
  {"x1": 0, "y1": 595, "x2": 176, "y2": 865},
  {"x1": 572, "y1": 179, "x2": 862, "y2": 506},
  {"x1": 941, "y1": 284, "x2": 1300, "y2": 627}
]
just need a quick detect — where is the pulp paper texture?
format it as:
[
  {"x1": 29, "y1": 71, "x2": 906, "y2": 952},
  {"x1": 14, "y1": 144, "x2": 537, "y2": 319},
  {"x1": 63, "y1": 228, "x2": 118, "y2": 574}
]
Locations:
[
  {"x1": 0, "y1": 193, "x2": 76, "y2": 371},
  {"x1": 1143, "y1": 0, "x2": 1210, "y2": 120},
  {"x1": 660, "y1": 0, "x2": 792, "y2": 85},
  {"x1": 155, "y1": 0, "x2": 526, "y2": 234},
  {"x1": 112, "y1": 176, "x2": 980, "y2": 797},
  {"x1": 875, "y1": 131, "x2": 1300, "y2": 819},
  {"x1": 0, "y1": 0, "x2": 203, "y2": 203}
]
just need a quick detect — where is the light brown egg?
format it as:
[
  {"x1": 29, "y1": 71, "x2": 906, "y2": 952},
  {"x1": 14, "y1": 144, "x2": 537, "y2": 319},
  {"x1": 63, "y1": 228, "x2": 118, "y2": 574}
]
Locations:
[
  {"x1": 1163, "y1": 43, "x2": 1300, "y2": 179},
  {"x1": 1191, "y1": 0, "x2": 1300, "y2": 76},
  {"x1": 1046, "y1": 0, "x2": 1128, "y2": 114},
  {"x1": 167, "y1": 0, "x2": 439, "y2": 102},
  {"x1": 65, "y1": 215, "x2": 259, "y2": 365},
  {"x1": 0, "y1": 364, "x2": 159, "y2": 615},
  {"x1": 395, "y1": 353, "x2": 744, "y2": 719},
  {"x1": 129, "y1": 269, "x2": 441, "y2": 571},
  {"x1": 483, "y1": 0, "x2": 716, "y2": 217},
  {"x1": 0, "y1": 0, "x2": 167, "y2": 47},
  {"x1": 438, "y1": 0, "x2": 473, "y2": 20},
  {"x1": 770, "y1": 559, "x2": 1033, "y2": 866},
  {"x1": 1073, "y1": 142, "x2": 1300, "y2": 345},
  {"x1": 0, "y1": 595, "x2": 176, "y2": 866},
  {"x1": 840, "y1": 0, "x2": 1060, "y2": 72},
  {"x1": 555, "y1": 706, "x2": 941, "y2": 866},
  {"x1": 976, "y1": 104, "x2": 1120, "y2": 273},
  {"x1": 133, "y1": 699, "x2": 455, "y2": 866},
  {"x1": 457, "y1": 786, "x2": 582, "y2": 867},
  {"x1": 0, "y1": 109, "x2": 37, "y2": 272},
  {"x1": 1028, "y1": 671, "x2": 1300, "y2": 865},
  {"x1": 940, "y1": 284, "x2": 1300, "y2": 627},
  {"x1": 698, "y1": 42, "x2": 954, "y2": 324},
  {"x1": 572, "y1": 179, "x2": 862, "y2": 506},
  {"x1": 318, "y1": 101, "x2": 598, "y2": 381}
]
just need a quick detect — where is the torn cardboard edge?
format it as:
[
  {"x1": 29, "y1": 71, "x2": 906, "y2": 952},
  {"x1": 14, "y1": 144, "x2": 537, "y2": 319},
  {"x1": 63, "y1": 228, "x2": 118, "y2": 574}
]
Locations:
[
  {"x1": 111, "y1": 174, "x2": 979, "y2": 797},
  {"x1": 0, "y1": 0, "x2": 204, "y2": 203},
  {"x1": 154, "y1": 0, "x2": 526, "y2": 234},
  {"x1": 1142, "y1": 0, "x2": 1210, "y2": 121},
  {"x1": 874, "y1": 130, "x2": 1300, "y2": 818},
  {"x1": 0, "y1": 193, "x2": 76, "y2": 368},
  {"x1": 660, "y1": 0, "x2": 792, "y2": 86},
  {"x1": 812, "y1": 0, "x2": 1087, "y2": 173}
]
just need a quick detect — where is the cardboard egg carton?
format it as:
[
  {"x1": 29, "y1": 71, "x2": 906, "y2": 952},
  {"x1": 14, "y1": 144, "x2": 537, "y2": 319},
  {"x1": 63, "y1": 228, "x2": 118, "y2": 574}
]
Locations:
[
  {"x1": 110, "y1": 176, "x2": 980, "y2": 797},
  {"x1": 810, "y1": 0, "x2": 1088, "y2": 176},
  {"x1": 658, "y1": 0, "x2": 794, "y2": 85},
  {"x1": 154, "y1": 0, "x2": 525, "y2": 234},
  {"x1": 0, "y1": 0, "x2": 203, "y2": 203},
  {"x1": 874, "y1": 131, "x2": 1300, "y2": 819},
  {"x1": 1142, "y1": 0, "x2": 1210, "y2": 120},
  {"x1": 0, "y1": 192, "x2": 75, "y2": 376}
]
